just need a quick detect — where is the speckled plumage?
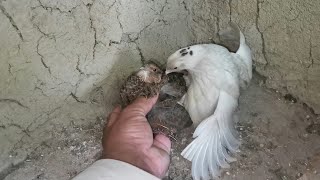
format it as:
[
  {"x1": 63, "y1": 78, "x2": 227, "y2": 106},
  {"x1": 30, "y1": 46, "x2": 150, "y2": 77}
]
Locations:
[
  {"x1": 120, "y1": 63, "x2": 167, "y2": 106},
  {"x1": 120, "y1": 63, "x2": 192, "y2": 139},
  {"x1": 120, "y1": 75, "x2": 163, "y2": 105}
]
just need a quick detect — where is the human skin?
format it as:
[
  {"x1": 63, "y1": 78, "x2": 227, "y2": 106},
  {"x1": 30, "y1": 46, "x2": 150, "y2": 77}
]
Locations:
[{"x1": 102, "y1": 95, "x2": 171, "y2": 178}]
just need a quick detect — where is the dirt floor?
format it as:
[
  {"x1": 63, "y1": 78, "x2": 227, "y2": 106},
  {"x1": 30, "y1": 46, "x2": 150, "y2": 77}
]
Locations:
[
  {"x1": 3, "y1": 74, "x2": 320, "y2": 180},
  {"x1": 1, "y1": 0, "x2": 320, "y2": 179}
]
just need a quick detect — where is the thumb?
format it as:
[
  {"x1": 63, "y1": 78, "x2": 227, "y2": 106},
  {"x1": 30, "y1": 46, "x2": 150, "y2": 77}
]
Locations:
[
  {"x1": 106, "y1": 106, "x2": 122, "y2": 128},
  {"x1": 126, "y1": 95, "x2": 159, "y2": 116}
]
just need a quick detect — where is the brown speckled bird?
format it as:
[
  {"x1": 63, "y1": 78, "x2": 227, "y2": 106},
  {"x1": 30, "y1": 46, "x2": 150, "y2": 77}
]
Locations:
[
  {"x1": 120, "y1": 63, "x2": 166, "y2": 106},
  {"x1": 120, "y1": 62, "x2": 193, "y2": 139}
]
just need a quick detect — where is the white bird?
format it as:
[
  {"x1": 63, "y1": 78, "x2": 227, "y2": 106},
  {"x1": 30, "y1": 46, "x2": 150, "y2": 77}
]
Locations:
[{"x1": 165, "y1": 25, "x2": 252, "y2": 180}]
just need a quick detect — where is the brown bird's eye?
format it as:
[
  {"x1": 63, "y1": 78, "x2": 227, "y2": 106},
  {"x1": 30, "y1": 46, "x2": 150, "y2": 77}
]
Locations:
[{"x1": 153, "y1": 68, "x2": 157, "y2": 72}]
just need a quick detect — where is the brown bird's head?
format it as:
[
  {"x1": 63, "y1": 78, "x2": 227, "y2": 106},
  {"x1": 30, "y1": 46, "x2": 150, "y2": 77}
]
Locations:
[{"x1": 136, "y1": 63, "x2": 163, "y2": 83}]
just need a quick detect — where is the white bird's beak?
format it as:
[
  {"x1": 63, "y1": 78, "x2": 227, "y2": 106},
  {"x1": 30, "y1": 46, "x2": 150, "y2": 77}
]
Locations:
[{"x1": 165, "y1": 70, "x2": 173, "y2": 75}]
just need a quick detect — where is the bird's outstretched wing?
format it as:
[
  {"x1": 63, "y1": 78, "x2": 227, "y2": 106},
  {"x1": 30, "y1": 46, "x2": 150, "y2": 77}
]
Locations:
[{"x1": 181, "y1": 91, "x2": 240, "y2": 180}]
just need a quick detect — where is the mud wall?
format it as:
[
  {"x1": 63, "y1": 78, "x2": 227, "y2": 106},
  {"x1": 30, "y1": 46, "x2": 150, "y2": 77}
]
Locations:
[
  {"x1": 0, "y1": 0, "x2": 319, "y2": 178},
  {"x1": 189, "y1": 0, "x2": 320, "y2": 113}
]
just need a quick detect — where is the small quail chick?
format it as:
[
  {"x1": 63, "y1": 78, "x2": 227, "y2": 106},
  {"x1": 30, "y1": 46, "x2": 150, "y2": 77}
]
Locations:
[
  {"x1": 137, "y1": 63, "x2": 163, "y2": 83},
  {"x1": 147, "y1": 72, "x2": 193, "y2": 140},
  {"x1": 120, "y1": 62, "x2": 192, "y2": 140},
  {"x1": 120, "y1": 62, "x2": 167, "y2": 106}
]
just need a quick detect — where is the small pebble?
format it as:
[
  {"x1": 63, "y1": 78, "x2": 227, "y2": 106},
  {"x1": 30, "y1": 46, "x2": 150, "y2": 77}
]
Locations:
[
  {"x1": 306, "y1": 115, "x2": 310, "y2": 119},
  {"x1": 296, "y1": 172, "x2": 303, "y2": 177},
  {"x1": 259, "y1": 144, "x2": 264, "y2": 148},
  {"x1": 226, "y1": 171, "x2": 230, "y2": 175},
  {"x1": 313, "y1": 130, "x2": 317, "y2": 133}
]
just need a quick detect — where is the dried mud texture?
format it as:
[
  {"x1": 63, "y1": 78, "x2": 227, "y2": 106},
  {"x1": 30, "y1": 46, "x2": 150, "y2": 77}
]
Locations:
[
  {"x1": 0, "y1": 0, "x2": 194, "y2": 178},
  {"x1": 1, "y1": 0, "x2": 320, "y2": 179},
  {"x1": 189, "y1": 0, "x2": 320, "y2": 113}
]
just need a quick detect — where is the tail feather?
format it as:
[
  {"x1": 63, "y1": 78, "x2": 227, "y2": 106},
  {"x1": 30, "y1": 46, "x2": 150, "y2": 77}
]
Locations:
[
  {"x1": 183, "y1": 133, "x2": 206, "y2": 161},
  {"x1": 208, "y1": 136, "x2": 220, "y2": 178},
  {"x1": 215, "y1": 127, "x2": 230, "y2": 169},
  {"x1": 219, "y1": 114, "x2": 240, "y2": 153},
  {"x1": 239, "y1": 30, "x2": 246, "y2": 46},
  {"x1": 193, "y1": 140, "x2": 209, "y2": 180},
  {"x1": 236, "y1": 30, "x2": 252, "y2": 81},
  {"x1": 193, "y1": 118, "x2": 209, "y2": 138},
  {"x1": 200, "y1": 142, "x2": 210, "y2": 179},
  {"x1": 221, "y1": 142, "x2": 237, "y2": 162},
  {"x1": 181, "y1": 91, "x2": 239, "y2": 179},
  {"x1": 183, "y1": 142, "x2": 196, "y2": 160}
]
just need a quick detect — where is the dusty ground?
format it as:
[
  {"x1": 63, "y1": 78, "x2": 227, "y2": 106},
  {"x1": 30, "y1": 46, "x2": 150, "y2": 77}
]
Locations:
[
  {"x1": 3, "y1": 75, "x2": 320, "y2": 180},
  {"x1": 1, "y1": 0, "x2": 320, "y2": 179}
]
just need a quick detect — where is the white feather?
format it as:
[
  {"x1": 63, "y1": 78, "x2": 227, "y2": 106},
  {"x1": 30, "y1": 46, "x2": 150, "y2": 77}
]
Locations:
[{"x1": 166, "y1": 28, "x2": 252, "y2": 179}]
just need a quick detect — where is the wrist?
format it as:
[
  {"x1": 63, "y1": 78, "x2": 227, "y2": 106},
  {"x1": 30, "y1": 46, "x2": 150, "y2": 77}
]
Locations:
[{"x1": 102, "y1": 149, "x2": 162, "y2": 178}]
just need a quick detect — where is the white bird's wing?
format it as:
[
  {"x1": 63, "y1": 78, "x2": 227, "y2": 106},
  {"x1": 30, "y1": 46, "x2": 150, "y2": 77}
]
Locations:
[
  {"x1": 231, "y1": 53, "x2": 251, "y2": 89},
  {"x1": 181, "y1": 91, "x2": 240, "y2": 180}
]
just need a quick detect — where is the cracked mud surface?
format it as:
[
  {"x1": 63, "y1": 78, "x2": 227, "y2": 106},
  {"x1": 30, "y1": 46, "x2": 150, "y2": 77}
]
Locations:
[{"x1": 0, "y1": 0, "x2": 320, "y2": 179}]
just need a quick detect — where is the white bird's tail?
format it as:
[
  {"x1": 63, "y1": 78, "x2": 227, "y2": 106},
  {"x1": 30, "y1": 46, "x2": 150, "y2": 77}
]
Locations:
[
  {"x1": 236, "y1": 29, "x2": 252, "y2": 80},
  {"x1": 181, "y1": 91, "x2": 240, "y2": 180},
  {"x1": 218, "y1": 22, "x2": 252, "y2": 81}
]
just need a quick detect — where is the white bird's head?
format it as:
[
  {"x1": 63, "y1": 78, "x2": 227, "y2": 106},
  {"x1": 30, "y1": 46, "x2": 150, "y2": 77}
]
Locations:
[{"x1": 165, "y1": 46, "x2": 202, "y2": 74}]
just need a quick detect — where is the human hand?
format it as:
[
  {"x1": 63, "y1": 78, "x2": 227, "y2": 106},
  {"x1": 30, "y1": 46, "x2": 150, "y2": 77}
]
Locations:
[{"x1": 102, "y1": 96, "x2": 171, "y2": 178}]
